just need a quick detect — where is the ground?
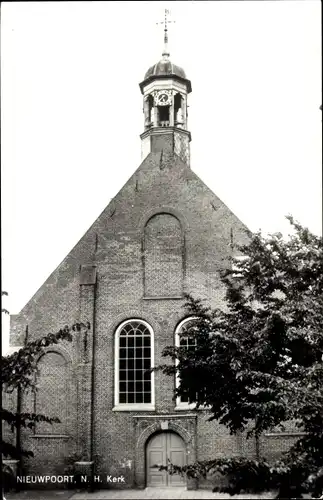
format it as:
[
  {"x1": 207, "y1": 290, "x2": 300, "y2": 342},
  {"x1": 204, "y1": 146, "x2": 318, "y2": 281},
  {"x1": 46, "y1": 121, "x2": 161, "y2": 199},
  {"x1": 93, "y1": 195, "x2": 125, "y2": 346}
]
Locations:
[{"x1": 5, "y1": 488, "x2": 277, "y2": 500}]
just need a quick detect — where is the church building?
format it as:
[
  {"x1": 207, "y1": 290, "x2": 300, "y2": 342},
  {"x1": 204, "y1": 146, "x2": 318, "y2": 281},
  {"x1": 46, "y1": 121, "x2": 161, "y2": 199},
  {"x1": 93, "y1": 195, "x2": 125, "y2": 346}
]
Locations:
[{"x1": 5, "y1": 15, "x2": 293, "y2": 491}]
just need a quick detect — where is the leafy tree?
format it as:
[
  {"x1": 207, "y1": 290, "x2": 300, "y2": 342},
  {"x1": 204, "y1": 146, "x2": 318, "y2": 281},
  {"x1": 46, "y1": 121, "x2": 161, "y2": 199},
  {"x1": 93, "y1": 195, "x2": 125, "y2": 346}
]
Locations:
[
  {"x1": 1, "y1": 320, "x2": 90, "y2": 460},
  {"x1": 158, "y1": 216, "x2": 323, "y2": 498},
  {"x1": 2, "y1": 290, "x2": 9, "y2": 315}
]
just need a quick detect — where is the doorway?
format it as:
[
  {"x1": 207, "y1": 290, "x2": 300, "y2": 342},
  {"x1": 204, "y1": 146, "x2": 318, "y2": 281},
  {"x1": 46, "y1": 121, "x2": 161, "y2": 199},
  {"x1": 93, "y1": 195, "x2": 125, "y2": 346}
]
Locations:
[{"x1": 146, "y1": 431, "x2": 186, "y2": 487}]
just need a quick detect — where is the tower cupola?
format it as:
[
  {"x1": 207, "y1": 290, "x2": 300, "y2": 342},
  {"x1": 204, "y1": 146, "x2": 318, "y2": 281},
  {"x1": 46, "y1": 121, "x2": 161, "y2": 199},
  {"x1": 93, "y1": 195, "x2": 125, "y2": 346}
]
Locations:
[
  {"x1": 144, "y1": 59, "x2": 188, "y2": 83},
  {"x1": 139, "y1": 10, "x2": 192, "y2": 166}
]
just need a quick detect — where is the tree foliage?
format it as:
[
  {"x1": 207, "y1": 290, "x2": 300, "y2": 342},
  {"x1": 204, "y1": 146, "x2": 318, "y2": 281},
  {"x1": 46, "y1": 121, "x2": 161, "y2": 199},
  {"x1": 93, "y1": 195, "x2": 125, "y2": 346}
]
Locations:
[
  {"x1": 2, "y1": 290, "x2": 9, "y2": 315},
  {"x1": 158, "y1": 216, "x2": 323, "y2": 498},
  {"x1": 1, "y1": 321, "x2": 90, "y2": 459}
]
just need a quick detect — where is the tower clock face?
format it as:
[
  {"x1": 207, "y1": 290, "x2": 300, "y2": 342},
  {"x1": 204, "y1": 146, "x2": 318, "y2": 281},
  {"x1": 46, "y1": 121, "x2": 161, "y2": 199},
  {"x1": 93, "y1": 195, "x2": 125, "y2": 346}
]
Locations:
[{"x1": 156, "y1": 91, "x2": 171, "y2": 106}]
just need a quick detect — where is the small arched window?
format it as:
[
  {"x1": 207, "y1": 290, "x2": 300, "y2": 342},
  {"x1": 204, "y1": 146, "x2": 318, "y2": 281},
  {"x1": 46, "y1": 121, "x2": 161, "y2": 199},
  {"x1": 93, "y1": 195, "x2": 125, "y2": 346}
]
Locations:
[
  {"x1": 174, "y1": 93, "x2": 183, "y2": 127},
  {"x1": 35, "y1": 351, "x2": 68, "y2": 434},
  {"x1": 174, "y1": 317, "x2": 199, "y2": 408},
  {"x1": 114, "y1": 320, "x2": 155, "y2": 410}
]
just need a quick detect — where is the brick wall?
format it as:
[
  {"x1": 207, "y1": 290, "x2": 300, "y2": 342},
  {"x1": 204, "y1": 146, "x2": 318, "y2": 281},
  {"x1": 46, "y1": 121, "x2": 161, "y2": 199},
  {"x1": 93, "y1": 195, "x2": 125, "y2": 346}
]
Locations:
[{"x1": 5, "y1": 150, "x2": 294, "y2": 489}]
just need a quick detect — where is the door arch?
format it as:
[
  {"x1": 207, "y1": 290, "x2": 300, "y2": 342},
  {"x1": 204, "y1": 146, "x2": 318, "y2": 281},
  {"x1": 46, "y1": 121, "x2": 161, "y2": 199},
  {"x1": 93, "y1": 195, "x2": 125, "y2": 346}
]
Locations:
[{"x1": 146, "y1": 431, "x2": 186, "y2": 487}]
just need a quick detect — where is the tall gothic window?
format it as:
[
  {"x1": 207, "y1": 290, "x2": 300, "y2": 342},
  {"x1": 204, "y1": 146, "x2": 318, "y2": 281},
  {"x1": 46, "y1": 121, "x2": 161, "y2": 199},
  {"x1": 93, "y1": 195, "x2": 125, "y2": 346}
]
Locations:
[
  {"x1": 144, "y1": 213, "x2": 184, "y2": 298},
  {"x1": 35, "y1": 352, "x2": 68, "y2": 434},
  {"x1": 175, "y1": 317, "x2": 198, "y2": 408},
  {"x1": 114, "y1": 320, "x2": 155, "y2": 409}
]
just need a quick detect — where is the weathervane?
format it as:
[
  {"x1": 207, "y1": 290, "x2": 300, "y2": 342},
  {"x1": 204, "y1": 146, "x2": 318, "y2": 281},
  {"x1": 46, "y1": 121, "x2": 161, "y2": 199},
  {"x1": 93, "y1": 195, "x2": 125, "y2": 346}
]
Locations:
[{"x1": 156, "y1": 9, "x2": 175, "y2": 58}]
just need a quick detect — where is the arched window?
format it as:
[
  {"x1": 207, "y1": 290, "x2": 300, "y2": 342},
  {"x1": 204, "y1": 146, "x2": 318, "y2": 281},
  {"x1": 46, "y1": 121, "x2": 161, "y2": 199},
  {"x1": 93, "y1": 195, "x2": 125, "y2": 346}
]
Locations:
[
  {"x1": 144, "y1": 213, "x2": 184, "y2": 298},
  {"x1": 35, "y1": 352, "x2": 68, "y2": 434},
  {"x1": 144, "y1": 95, "x2": 154, "y2": 129},
  {"x1": 114, "y1": 320, "x2": 155, "y2": 410},
  {"x1": 174, "y1": 93, "x2": 184, "y2": 128},
  {"x1": 175, "y1": 317, "x2": 199, "y2": 408}
]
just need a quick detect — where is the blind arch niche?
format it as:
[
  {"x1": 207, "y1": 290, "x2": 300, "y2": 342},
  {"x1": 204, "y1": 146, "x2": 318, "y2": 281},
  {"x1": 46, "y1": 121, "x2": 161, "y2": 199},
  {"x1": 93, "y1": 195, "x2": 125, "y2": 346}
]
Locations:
[
  {"x1": 143, "y1": 213, "x2": 184, "y2": 298},
  {"x1": 35, "y1": 351, "x2": 68, "y2": 434}
]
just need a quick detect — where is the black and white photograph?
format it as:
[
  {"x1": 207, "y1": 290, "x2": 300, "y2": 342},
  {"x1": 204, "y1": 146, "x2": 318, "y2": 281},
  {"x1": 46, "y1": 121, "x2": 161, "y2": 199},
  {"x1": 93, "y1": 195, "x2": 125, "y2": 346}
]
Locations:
[{"x1": 1, "y1": 1, "x2": 322, "y2": 499}]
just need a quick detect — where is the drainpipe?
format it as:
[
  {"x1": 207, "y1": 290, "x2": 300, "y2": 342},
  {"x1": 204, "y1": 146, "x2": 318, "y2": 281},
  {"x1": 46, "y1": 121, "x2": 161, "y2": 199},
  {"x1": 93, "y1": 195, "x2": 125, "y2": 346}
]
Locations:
[
  {"x1": 255, "y1": 417, "x2": 260, "y2": 460},
  {"x1": 89, "y1": 280, "x2": 96, "y2": 492},
  {"x1": 89, "y1": 282, "x2": 97, "y2": 492},
  {"x1": 16, "y1": 325, "x2": 29, "y2": 490},
  {"x1": 255, "y1": 433, "x2": 260, "y2": 460}
]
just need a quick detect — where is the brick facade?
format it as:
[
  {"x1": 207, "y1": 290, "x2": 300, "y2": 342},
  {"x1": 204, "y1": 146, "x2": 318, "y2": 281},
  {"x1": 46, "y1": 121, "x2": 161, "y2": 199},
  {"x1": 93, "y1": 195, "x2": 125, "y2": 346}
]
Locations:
[{"x1": 4, "y1": 58, "x2": 299, "y2": 490}]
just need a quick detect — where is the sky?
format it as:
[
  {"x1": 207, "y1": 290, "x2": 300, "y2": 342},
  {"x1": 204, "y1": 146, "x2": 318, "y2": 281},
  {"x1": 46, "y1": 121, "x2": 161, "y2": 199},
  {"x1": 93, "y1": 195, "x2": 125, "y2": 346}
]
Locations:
[{"x1": 1, "y1": 1, "x2": 322, "y2": 351}]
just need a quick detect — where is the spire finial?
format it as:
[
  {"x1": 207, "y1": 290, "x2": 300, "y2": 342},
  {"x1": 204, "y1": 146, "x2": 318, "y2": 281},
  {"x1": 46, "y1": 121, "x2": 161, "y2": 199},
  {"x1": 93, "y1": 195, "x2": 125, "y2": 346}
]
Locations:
[{"x1": 156, "y1": 9, "x2": 175, "y2": 59}]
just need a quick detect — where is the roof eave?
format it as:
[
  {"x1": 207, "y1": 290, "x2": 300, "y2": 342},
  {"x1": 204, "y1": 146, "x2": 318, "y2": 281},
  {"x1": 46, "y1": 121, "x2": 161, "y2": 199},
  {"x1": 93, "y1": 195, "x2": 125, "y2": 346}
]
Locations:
[{"x1": 139, "y1": 74, "x2": 192, "y2": 95}]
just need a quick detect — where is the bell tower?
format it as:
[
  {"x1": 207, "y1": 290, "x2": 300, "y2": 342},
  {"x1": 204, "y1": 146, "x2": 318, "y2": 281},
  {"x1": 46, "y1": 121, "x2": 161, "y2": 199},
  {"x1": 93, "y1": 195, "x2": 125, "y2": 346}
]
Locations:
[{"x1": 139, "y1": 10, "x2": 192, "y2": 166}]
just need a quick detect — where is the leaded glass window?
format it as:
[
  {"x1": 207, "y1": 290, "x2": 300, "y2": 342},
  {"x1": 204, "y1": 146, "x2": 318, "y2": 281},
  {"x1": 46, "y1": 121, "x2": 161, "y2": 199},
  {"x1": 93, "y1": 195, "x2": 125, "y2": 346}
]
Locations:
[
  {"x1": 116, "y1": 320, "x2": 154, "y2": 406},
  {"x1": 175, "y1": 318, "x2": 198, "y2": 406}
]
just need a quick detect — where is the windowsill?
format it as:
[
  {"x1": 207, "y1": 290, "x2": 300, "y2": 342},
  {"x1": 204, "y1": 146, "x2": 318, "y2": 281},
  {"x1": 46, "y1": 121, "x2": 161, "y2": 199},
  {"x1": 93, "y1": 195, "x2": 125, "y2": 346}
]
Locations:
[
  {"x1": 112, "y1": 404, "x2": 155, "y2": 412},
  {"x1": 175, "y1": 403, "x2": 196, "y2": 410},
  {"x1": 175, "y1": 405, "x2": 212, "y2": 411},
  {"x1": 143, "y1": 296, "x2": 183, "y2": 300},
  {"x1": 31, "y1": 434, "x2": 70, "y2": 439},
  {"x1": 265, "y1": 432, "x2": 307, "y2": 437}
]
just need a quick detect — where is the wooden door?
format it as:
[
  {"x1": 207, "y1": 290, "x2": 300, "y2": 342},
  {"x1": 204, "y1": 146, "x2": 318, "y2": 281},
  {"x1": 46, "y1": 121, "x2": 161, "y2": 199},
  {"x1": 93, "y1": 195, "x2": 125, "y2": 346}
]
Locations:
[
  {"x1": 167, "y1": 432, "x2": 186, "y2": 486},
  {"x1": 146, "y1": 431, "x2": 186, "y2": 487}
]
